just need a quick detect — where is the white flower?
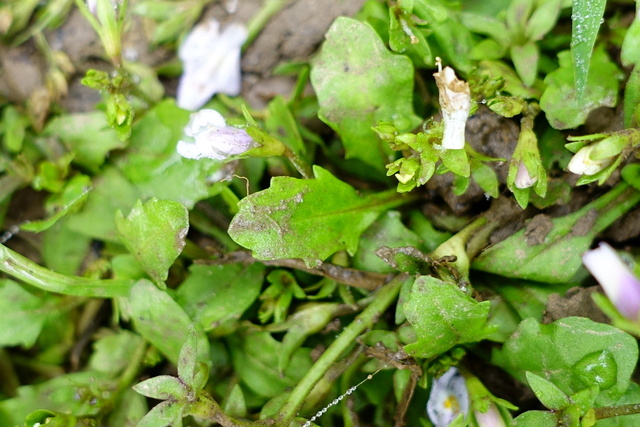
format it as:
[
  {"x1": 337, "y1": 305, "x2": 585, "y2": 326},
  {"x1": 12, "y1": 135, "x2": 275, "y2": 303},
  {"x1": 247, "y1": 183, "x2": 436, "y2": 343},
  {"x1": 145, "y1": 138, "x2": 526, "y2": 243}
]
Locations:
[
  {"x1": 176, "y1": 109, "x2": 257, "y2": 160},
  {"x1": 434, "y1": 58, "x2": 470, "y2": 150},
  {"x1": 583, "y1": 242, "x2": 640, "y2": 319},
  {"x1": 514, "y1": 161, "x2": 537, "y2": 189},
  {"x1": 427, "y1": 367, "x2": 470, "y2": 427},
  {"x1": 177, "y1": 19, "x2": 248, "y2": 111},
  {"x1": 567, "y1": 145, "x2": 613, "y2": 175}
]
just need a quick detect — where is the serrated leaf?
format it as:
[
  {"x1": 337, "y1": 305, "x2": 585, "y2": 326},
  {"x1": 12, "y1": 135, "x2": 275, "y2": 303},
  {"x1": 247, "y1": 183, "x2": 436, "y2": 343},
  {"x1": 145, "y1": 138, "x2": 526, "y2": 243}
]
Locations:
[
  {"x1": 115, "y1": 198, "x2": 188, "y2": 286},
  {"x1": 403, "y1": 276, "x2": 493, "y2": 358},
  {"x1": 540, "y1": 48, "x2": 620, "y2": 130},
  {"x1": 571, "y1": 0, "x2": 607, "y2": 100},
  {"x1": 228, "y1": 166, "x2": 405, "y2": 267},
  {"x1": 311, "y1": 17, "x2": 421, "y2": 170},
  {"x1": 132, "y1": 375, "x2": 187, "y2": 400}
]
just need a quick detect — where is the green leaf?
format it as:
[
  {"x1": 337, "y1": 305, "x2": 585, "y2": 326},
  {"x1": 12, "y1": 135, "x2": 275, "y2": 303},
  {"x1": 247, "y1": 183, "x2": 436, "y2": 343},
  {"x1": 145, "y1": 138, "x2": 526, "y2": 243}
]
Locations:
[
  {"x1": 228, "y1": 166, "x2": 406, "y2": 267},
  {"x1": 135, "y1": 400, "x2": 184, "y2": 427},
  {"x1": 540, "y1": 48, "x2": 621, "y2": 130},
  {"x1": 67, "y1": 166, "x2": 141, "y2": 242},
  {"x1": 623, "y1": 65, "x2": 640, "y2": 129},
  {"x1": 175, "y1": 263, "x2": 264, "y2": 331},
  {"x1": 43, "y1": 112, "x2": 126, "y2": 172},
  {"x1": 21, "y1": 174, "x2": 92, "y2": 233},
  {"x1": 353, "y1": 211, "x2": 423, "y2": 273},
  {"x1": 132, "y1": 376, "x2": 188, "y2": 401},
  {"x1": 621, "y1": 18, "x2": 640, "y2": 67},
  {"x1": 0, "y1": 279, "x2": 52, "y2": 346},
  {"x1": 228, "y1": 330, "x2": 312, "y2": 399},
  {"x1": 265, "y1": 95, "x2": 306, "y2": 157},
  {"x1": 223, "y1": 384, "x2": 248, "y2": 418},
  {"x1": 125, "y1": 279, "x2": 209, "y2": 365},
  {"x1": 512, "y1": 410, "x2": 558, "y2": 427},
  {"x1": 2, "y1": 106, "x2": 28, "y2": 152},
  {"x1": 492, "y1": 317, "x2": 638, "y2": 406},
  {"x1": 570, "y1": 0, "x2": 607, "y2": 100},
  {"x1": 403, "y1": 276, "x2": 493, "y2": 358},
  {"x1": 311, "y1": 17, "x2": 421, "y2": 170},
  {"x1": 510, "y1": 42, "x2": 539, "y2": 87},
  {"x1": 177, "y1": 326, "x2": 208, "y2": 391},
  {"x1": 88, "y1": 330, "x2": 145, "y2": 376},
  {"x1": 472, "y1": 183, "x2": 640, "y2": 283},
  {"x1": 115, "y1": 198, "x2": 188, "y2": 286},
  {"x1": 526, "y1": 371, "x2": 570, "y2": 411}
]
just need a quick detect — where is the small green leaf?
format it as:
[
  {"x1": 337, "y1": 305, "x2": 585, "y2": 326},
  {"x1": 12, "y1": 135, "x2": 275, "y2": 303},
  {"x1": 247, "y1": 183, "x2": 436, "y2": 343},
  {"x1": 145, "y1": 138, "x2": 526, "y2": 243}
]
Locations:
[
  {"x1": 492, "y1": 317, "x2": 638, "y2": 406},
  {"x1": 311, "y1": 17, "x2": 421, "y2": 170},
  {"x1": 135, "y1": 399, "x2": 184, "y2": 427},
  {"x1": 44, "y1": 112, "x2": 126, "y2": 172},
  {"x1": 621, "y1": 18, "x2": 640, "y2": 67},
  {"x1": 132, "y1": 375, "x2": 188, "y2": 401},
  {"x1": 510, "y1": 42, "x2": 539, "y2": 87},
  {"x1": 570, "y1": 0, "x2": 607, "y2": 100},
  {"x1": 512, "y1": 410, "x2": 558, "y2": 427},
  {"x1": 229, "y1": 166, "x2": 406, "y2": 267},
  {"x1": 175, "y1": 263, "x2": 264, "y2": 331},
  {"x1": 526, "y1": 371, "x2": 570, "y2": 411},
  {"x1": 265, "y1": 95, "x2": 306, "y2": 157},
  {"x1": 540, "y1": 47, "x2": 621, "y2": 130},
  {"x1": 22, "y1": 174, "x2": 92, "y2": 233},
  {"x1": 0, "y1": 279, "x2": 52, "y2": 347},
  {"x1": 623, "y1": 65, "x2": 640, "y2": 129},
  {"x1": 115, "y1": 198, "x2": 188, "y2": 286},
  {"x1": 223, "y1": 384, "x2": 248, "y2": 418},
  {"x1": 403, "y1": 276, "x2": 493, "y2": 358},
  {"x1": 126, "y1": 279, "x2": 209, "y2": 365}
]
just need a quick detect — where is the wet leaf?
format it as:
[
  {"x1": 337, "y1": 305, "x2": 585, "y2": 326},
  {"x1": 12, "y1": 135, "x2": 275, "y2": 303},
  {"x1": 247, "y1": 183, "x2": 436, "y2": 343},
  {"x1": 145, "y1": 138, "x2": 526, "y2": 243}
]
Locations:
[{"x1": 570, "y1": 0, "x2": 607, "y2": 99}]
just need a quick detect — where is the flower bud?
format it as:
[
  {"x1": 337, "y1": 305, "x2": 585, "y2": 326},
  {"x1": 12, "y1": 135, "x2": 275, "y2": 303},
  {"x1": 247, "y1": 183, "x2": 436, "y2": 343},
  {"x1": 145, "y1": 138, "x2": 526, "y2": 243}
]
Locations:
[
  {"x1": 567, "y1": 145, "x2": 613, "y2": 175},
  {"x1": 514, "y1": 160, "x2": 536, "y2": 189},
  {"x1": 583, "y1": 242, "x2": 640, "y2": 320},
  {"x1": 474, "y1": 403, "x2": 507, "y2": 427},
  {"x1": 434, "y1": 58, "x2": 470, "y2": 149},
  {"x1": 427, "y1": 367, "x2": 469, "y2": 427},
  {"x1": 177, "y1": 109, "x2": 257, "y2": 160}
]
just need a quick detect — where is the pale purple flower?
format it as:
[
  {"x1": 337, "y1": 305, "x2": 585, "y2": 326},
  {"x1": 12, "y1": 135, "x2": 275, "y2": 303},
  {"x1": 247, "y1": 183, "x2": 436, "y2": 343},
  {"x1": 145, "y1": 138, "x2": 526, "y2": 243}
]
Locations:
[
  {"x1": 583, "y1": 242, "x2": 640, "y2": 319},
  {"x1": 427, "y1": 367, "x2": 469, "y2": 427},
  {"x1": 176, "y1": 109, "x2": 257, "y2": 160},
  {"x1": 514, "y1": 161, "x2": 537, "y2": 189},
  {"x1": 177, "y1": 19, "x2": 247, "y2": 111},
  {"x1": 87, "y1": 0, "x2": 97, "y2": 15},
  {"x1": 434, "y1": 58, "x2": 470, "y2": 150}
]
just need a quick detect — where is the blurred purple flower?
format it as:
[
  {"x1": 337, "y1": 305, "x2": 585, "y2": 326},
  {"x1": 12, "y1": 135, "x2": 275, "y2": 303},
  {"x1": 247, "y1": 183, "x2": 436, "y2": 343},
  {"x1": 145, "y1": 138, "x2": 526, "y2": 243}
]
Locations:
[
  {"x1": 177, "y1": 19, "x2": 247, "y2": 111},
  {"x1": 427, "y1": 367, "x2": 469, "y2": 427},
  {"x1": 177, "y1": 109, "x2": 257, "y2": 160},
  {"x1": 583, "y1": 242, "x2": 640, "y2": 319}
]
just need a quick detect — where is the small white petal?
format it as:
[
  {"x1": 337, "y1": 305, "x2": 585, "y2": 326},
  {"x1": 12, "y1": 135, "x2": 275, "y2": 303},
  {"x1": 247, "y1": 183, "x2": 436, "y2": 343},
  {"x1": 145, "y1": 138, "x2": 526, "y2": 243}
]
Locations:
[
  {"x1": 434, "y1": 62, "x2": 470, "y2": 150},
  {"x1": 567, "y1": 146, "x2": 613, "y2": 175},
  {"x1": 184, "y1": 109, "x2": 226, "y2": 137},
  {"x1": 583, "y1": 242, "x2": 640, "y2": 319},
  {"x1": 475, "y1": 404, "x2": 507, "y2": 427},
  {"x1": 177, "y1": 19, "x2": 247, "y2": 111}
]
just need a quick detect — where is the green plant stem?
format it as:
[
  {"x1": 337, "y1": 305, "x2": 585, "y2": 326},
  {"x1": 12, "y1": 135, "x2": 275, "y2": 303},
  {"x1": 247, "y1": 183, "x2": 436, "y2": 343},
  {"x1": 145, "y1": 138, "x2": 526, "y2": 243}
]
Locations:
[
  {"x1": 243, "y1": 0, "x2": 293, "y2": 52},
  {"x1": 594, "y1": 403, "x2": 640, "y2": 420},
  {"x1": 0, "y1": 243, "x2": 133, "y2": 297},
  {"x1": 275, "y1": 273, "x2": 411, "y2": 424},
  {"x1": 284, "y1": 147, "x2": 313, "y2": 179}
]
